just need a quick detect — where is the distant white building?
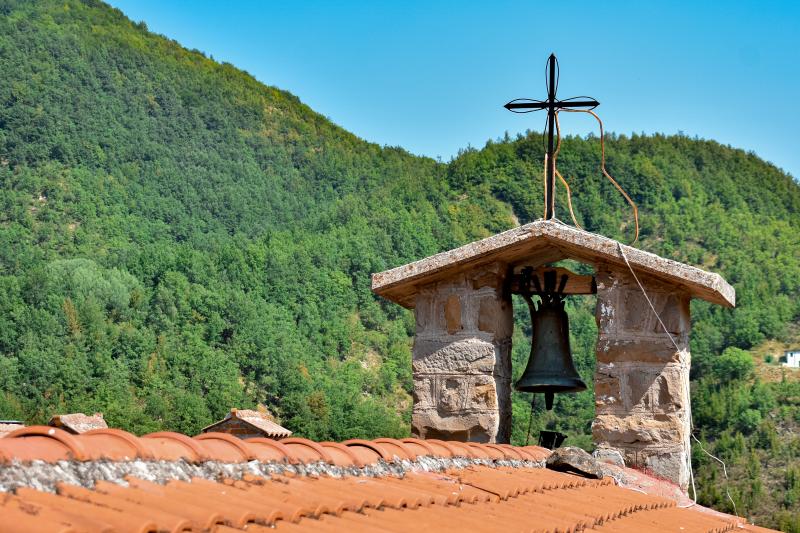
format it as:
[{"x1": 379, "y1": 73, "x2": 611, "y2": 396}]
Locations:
[{"x1": 783, "y1": 350, "x2": 800, "y2": 368}]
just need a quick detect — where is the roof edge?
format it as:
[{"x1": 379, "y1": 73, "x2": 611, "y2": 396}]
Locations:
[{"x1": 372, "y1": 220, "x2": 735, "y2": 308}]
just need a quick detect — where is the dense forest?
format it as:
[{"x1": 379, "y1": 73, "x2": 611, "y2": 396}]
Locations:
[{"x1": 0, "y1": 0, "x2": 797, "y2": 529}]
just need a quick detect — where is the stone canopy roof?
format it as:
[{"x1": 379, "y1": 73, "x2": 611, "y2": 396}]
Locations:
[{"x1": 372, "y1": 220, "x2": 735, "y2": 309}]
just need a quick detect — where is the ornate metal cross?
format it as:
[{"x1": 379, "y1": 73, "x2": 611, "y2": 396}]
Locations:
[{"x1": 504, "y1": 54, "x2": 599, "y2": 220}]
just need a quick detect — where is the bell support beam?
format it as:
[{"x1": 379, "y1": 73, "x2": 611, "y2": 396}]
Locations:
[{"x1": 508, "y1": 266, "x2": 596, "y2": 296}]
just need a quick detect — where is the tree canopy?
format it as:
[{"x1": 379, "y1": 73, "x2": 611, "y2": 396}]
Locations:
[{"x1": 0, "y1": 0, "x2": 798, "y2": 529}]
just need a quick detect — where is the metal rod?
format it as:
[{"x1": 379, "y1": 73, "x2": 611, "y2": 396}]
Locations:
[
  {"x1": 505, "y1": 100, "x2": 598, "y2": 109},
  {"x1": 504, "y1": 54, "x2": 599, "y2": 222},
  {"x1": 546, "y1": 54, "x2": 556, "y2": 220}
]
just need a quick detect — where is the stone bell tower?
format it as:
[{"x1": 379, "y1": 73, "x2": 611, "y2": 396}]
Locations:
[{"x1": 371, "y1": 220, "x2": 734, "y2": 490}]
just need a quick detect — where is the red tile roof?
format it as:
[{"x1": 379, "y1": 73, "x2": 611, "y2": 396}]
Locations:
[
  {"x1": 0, "y1": 425, "x2": 777, "y2": 533},
  {"x1": 202, "y1": 408, "x2": 292, "y2": 439}
]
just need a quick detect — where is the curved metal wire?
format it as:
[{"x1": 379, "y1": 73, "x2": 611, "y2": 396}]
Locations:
[
  {"x1": 505, "y1": 98, "x2": 547, "y2": 113},
  {"x1": 553, "y1": 109, "x2": 640, "y2": 245}
]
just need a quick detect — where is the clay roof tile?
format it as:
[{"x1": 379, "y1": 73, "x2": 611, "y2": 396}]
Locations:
[
  {"x1": 193, "y1": 432, "x2": 255, "y2": 462},
  {"x1": 0, "y1": 420, "x2": 780, "y2": 533}
]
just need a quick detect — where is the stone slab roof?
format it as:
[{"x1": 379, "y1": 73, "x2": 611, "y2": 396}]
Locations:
[
  {"x1": 0, "y1": 422, "x2": 24, "y2": 438},
  {"x1": 48, "y1": 412, "x2": 107, "y2": 434},
  {"x1": 0, "y1": 423, "x2": 776, "y2": 532},
  {"x1": 372, "y1": 220, "x2": 735, "y2": 308}
]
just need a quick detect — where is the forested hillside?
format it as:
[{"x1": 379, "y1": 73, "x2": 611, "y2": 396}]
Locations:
[{"x1": 0, "y1": 0, "x2": 797, "y2": 529}]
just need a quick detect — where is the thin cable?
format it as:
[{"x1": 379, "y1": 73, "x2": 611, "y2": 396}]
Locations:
[
  {"x1": 617, "y1": 242, "x2": 739, "y2": 518},
  {"x1": 506, "y1": 98, "x2": 547, "y2": 114},
  {"x1": 616, "y1": 242, "x2": 680, "y2": 351},
  {"x1": 525, "y1": 395, "x2": 536, "y2": 446},
  {"x1": 546, "y1": 55, "x2": 560, "y2": 97},
  {"x1": 553, "y1": 111, "x2": 583, "y2": 230},
  {"x1": 690, "y1": 433, "x2": 739, "y2": 517},
  {"x1": 559, "y1": 108, "x2": 640, "y2": 245},
  {"x1": 542, "y1": 114, "x2": 549, "y2": 154},
  {"x1": 558, "y1": 96, "x2": 600, "y2": 110},
  {"x1": 542, "y1": 153, "x2": 549, "y2": 220}
]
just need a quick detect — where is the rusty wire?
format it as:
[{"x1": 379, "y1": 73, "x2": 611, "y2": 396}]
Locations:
[{"x1": 550, "y1": 109, "x2": 640, "y2": 245}]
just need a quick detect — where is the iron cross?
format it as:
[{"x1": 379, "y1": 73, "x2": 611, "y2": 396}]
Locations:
[{"x1": 504, "y1": 54, "x2": 599, "y2": 220}]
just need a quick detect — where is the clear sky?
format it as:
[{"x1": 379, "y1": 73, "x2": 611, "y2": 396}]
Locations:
[{"x1": 107, "y1": 1, "x2": 800, "y2": 178}]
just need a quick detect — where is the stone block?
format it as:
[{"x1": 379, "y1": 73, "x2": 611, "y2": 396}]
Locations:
[
  {"x1": 431, "y1": 273, "x2": 467, "y2": 292},
  {"x1": 623, "y1": 368, "x2": 662, "y2": 410},
  {"x1": 592, "y1": 413, "x2": 686, "y2": 446},
  {"x1": 650, "y1": 292, "x2": 689, "y2": 335},
  {"x1": 617, "y1": 366, "x2": 686, "y2": 413},
  {"x1": 438, "y1": 376, "x2": 468, "y2": 413},
  {"x1": 618, "y1": 286, "x2": 690, "y2": 337},
  {"x1": 595, "y1": 270, "x2": 621, "y2": 334},
  {"x1": 494, "y1": 340, "x2": 512, "y2": 379},
  {"x1": 467, "y1": 375, "x2": 498, "y2": 411},
  {"x1": 412, "y1": 338, "x2": 496, "y2": 374},
  {"x1": 641, "y1": 448, "x2": 690, "y2": 490},
  {"x1": 412, "y1": 410, "x2": 498, "y2": 442},
  {"x1": 621, "y1": 290, "x2": 650, "y2": 332},
  {"x1": 412, "y1": 376, "x2": 435, "y2": 410},
  {"x1": 477, "y1": 295, "x2": 512, "y2": 338},
  {"x1": 413, "y1": 374, "x2": 500, "y2": 415},
  {"x1": 470, "y1": 269, "x2": 502, "y2": 290},
  {"x1": 594, "y1": 370, "x2": 622, "y2": 412},
  {"x1": 414, "y1": 292, "x2": 434, "y2": 334},
  {"x1": 444, "y1": 294, "x2": 462, "y2": 334},
  {"x1": 592, "y1": 447, "x2": 625, "y2": 467},
  {"x1": 596, "y1": 337, "x2": 685, "y2": 364},
  {"x1": 654, "y1": 370, "x2": 686, "y2": 412}
]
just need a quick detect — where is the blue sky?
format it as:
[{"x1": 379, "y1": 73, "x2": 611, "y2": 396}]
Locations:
[{"x1": 107, "y1": 1, "x2": 800, "y2": 178}]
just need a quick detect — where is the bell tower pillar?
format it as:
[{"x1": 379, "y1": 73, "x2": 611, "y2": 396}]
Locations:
[
  {"x1": 410, "y1": 262, "x2": 513, "y2": 443},
  {"x1": 592, "y1": 266, "x2": 693, "y2": 489}
]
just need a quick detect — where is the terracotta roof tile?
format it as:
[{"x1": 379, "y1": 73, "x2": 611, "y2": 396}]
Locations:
[
  {"x1": 372, "y1": 437, "x2": 415, "y2": 460},
  {"x1": 95, "y1": 480, "x2": 225, "y2": 529},
  {"x1": 194, "y1": 432, "x2": 255, "y2": 461},
  {"x1": 140, "y1": 431, "x2": 209, "y2": 461},
  {"x1": 0, "y1": 423, "x2": 779, "y2": 533},
  {"x1": 244, "y1": 436, "x2": 298, "y2": 463}
]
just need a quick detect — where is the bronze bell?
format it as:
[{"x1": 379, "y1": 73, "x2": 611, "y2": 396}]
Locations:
[{"x1": 513, "y1": 269, "x2": 587, "y2": 410}]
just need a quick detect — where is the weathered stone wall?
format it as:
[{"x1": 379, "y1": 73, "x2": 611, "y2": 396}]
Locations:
[
  {"x1": 593, "y1": 265, "x2": 692, "y2": 490},
  {"x1": 411, "y1": 262, "x2": 513, "y2": 443}
]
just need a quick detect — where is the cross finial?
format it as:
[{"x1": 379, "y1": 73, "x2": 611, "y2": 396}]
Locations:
[{"x1": 505, "y1": 55, "x2": 599, "y2": 220}]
